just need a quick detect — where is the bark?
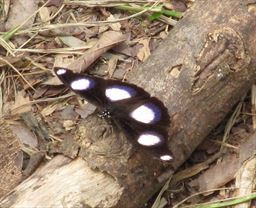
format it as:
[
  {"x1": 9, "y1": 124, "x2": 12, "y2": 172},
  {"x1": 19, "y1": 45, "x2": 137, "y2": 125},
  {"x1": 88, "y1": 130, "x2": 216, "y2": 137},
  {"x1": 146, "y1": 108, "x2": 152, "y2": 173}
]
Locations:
[{"x1": 1, "y1": 0, "x2": 256, "y2": 207}]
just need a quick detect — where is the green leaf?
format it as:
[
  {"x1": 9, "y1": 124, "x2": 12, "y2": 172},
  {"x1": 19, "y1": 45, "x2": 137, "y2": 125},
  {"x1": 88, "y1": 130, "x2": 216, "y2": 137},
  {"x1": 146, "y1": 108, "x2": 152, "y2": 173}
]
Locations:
[{"x1": 148, "y1": 12, "x2": 162, "y2": 21}]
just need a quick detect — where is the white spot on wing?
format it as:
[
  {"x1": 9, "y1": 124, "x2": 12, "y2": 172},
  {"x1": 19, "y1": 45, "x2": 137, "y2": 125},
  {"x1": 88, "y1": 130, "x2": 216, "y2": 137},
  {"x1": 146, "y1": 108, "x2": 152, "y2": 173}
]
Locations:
[
  {"x1": 160, "y1": 155, "x2": 173, "y2": 161},
  {"x1": 71, "y1": 79, "x2": 91, "y2": 90},
  {"x1": 56, "y1": 68, "x2": 66, "y2": 75},
  {"x1": 105, "y1": 86, "x2": 133, "y2": 101},
  {"x1": 137, "y1": 133, "x2": 161, "y2": 146},
  {"x1": 130, "y1": 104, "x2": 156, "y2": 123}
]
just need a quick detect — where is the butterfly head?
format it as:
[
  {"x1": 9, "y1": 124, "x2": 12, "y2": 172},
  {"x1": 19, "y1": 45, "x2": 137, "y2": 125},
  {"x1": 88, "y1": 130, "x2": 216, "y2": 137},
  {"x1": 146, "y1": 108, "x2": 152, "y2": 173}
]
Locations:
[{"x1": 98, "y1": 109, "x2": 112, "y2": 119}]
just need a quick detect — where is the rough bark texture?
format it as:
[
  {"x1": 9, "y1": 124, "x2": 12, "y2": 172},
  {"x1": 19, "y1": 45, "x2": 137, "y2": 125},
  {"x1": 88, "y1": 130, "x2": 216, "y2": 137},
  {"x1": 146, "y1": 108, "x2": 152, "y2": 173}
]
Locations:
[
  {"x1": 128, "y1": 0, "x2": 256, "y2": 170},
  {"x1": 1, "y1": 0, "x2": 256, "y2": 207}
]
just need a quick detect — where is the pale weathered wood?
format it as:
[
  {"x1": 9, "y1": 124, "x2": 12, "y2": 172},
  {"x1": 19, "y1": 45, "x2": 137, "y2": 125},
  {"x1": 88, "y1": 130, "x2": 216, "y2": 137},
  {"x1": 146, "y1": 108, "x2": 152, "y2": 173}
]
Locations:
[{"x1": 0, "y1": 155, "x2": 123, "y2": 208}]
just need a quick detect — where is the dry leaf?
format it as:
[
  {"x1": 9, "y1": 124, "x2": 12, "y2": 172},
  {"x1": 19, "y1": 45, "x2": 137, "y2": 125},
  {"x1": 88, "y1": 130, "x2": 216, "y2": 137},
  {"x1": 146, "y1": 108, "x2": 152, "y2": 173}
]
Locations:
[
  {"x1": 164, "y1": 1, "x2": 187, "y2": 12},
  {"x1": 235, "y1": 157, "x2": 256, "y2": 208},
  {"x1": 159, "y1": 31, "x2": 168, "y2": 40},
  {"x1": 32, "y1": 87, "x2": 49, "y2": 99},
  {"x1": 10, "y1": 122, "x2": 38, "y2": 149},
  {"x1": 68, "y1": 31, "x2": 127, "y2": 72},
  {"x1": 193, "y1": 130, "x2": 256, "y2": 192},
  {"x1": 39, "y1": 7, "x2": 50, "y2": 23},
  {"x1": 42, "y1": 76, "x2": 63, "y2": 86},
  {"x1": 137, "y1": 38, "x2": 151, "y2": 62},
  {"x1": 196, "y1": 154, "x2": 240, "y2": 192},
  {"x1": 107, "y1": 55, "x2": 119, "y2": 78},
  {"x1": 0, "y1": 0, "x2": 10, "y2": 23},
  {"x1": 21, "y1": 112, "x2": 49, "y2": 141},
  {"x1": 41, "y1": 104, "x2": 58, "y2": 117},
  {"x1": 59, "y1": 36, "x2": 95, "y2": 49},
  {"x1": 46, "y1": 0, "x2": 64, "y2": 7},
  {"x1": 11, "y1": 91, "x2": 32, "y2": 115},
  {"x1": 75, "y1": 103, "x2": 96, "y2": 119},
  {"x1": 107, "y1": 14, "x2": 121, "y2": 31},
  {"x1": 113, "y1": 42, "x2": 137, "y2": 57},
  {"x1": 98, "y1": 25, "x2": 109, "y2": 34},
  {"x1": 5, "y1": 0, "x2": 38, "y2": 30},
  {"x1": 63, "y1": 120, "x2": 76, "y2": 131},
  {"x1": 44, "y1": 55, "x2": 75, "y2": 86},
  {"x1": 54, "y1": 54, "x2": 75, "y2": 70},
  {"x1": 60, "y1": 105, "x2": 77, "y2": 120}
]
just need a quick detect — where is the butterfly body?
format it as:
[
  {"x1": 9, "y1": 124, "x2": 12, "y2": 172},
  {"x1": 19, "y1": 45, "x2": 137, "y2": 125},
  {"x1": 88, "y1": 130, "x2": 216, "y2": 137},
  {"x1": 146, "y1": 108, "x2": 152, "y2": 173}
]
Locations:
[{"x1": 54, "y1": 67, "x2": 173, "y2": 161}]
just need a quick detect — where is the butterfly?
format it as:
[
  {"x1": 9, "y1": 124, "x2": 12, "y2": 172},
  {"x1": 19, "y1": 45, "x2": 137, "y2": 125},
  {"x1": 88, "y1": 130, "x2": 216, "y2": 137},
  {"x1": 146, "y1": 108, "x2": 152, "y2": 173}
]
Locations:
[{"x1": 54, "y1": 67, "x2": 173, "y2": 161}]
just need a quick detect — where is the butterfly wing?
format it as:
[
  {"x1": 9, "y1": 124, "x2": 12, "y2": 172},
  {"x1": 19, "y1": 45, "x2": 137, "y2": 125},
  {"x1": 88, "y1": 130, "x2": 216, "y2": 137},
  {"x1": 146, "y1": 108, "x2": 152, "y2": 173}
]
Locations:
[
  {"x1": 109, "y1": 96, "x2": 172, "y2": 161},
  {"x1": 97, "y1": 80, "x2": 172, "y2": 161},
  {"x1": 54, "y1": 67, "x2": 109, "y2": 109},
  {"x1": 54, "y1": 67, "x2": 173, "y2": 161}
]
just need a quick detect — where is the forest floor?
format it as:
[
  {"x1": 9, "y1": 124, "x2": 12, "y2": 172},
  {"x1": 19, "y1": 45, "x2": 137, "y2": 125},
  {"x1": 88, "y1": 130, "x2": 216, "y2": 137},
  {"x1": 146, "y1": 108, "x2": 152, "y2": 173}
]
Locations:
[{"x1": 0, "y1": 0, "x2": 255, "y2": 207}]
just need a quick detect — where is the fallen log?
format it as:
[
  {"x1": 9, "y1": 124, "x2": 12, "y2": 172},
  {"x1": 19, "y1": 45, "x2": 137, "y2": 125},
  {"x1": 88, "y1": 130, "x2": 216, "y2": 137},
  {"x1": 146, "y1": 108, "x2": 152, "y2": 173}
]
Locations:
[{"x1": 1, "y1": 0, "x2": 256, "y2": 207}]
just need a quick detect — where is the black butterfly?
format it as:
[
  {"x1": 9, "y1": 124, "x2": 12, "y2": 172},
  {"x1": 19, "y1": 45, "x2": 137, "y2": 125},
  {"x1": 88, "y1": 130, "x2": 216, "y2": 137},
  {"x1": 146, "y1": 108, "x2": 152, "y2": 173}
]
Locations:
[{"x1": 54, "y1": 67, "x2": 173, "y2": 161}]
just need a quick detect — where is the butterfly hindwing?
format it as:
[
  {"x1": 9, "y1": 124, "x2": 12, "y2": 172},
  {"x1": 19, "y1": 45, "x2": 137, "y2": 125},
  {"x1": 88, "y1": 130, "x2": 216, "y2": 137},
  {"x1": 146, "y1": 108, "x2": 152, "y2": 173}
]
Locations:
[
  {"x1": 114, "y1": 117, "x2": 172, "y2": 160},
  {"x1": 111, "y1": 97, "x2": 172, "y2": 160},
  {"x1": 54, "y1": 67, "x2": 172, "y2": 161}
]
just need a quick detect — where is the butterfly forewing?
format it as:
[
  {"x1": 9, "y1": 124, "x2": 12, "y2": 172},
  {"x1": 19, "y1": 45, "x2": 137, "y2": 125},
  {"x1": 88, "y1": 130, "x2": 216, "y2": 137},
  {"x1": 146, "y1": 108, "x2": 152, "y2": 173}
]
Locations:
[
  {"x1": 54, "y1": 67, "x2": 109, "y2": 108},
  {"x1": 103, "y1": 80, "x2": 151, "y2": 103},
  {"x1": 54, "y1": 67, "x2": 173, "y2": 161}
]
